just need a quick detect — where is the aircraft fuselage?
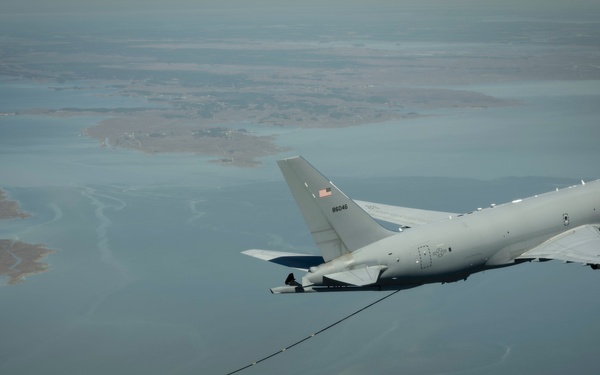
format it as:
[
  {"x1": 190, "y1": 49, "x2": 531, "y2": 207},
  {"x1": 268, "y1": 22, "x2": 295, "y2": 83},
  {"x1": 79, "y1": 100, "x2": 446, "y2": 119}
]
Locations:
[{"x1": 303, "y1": 180, "x2": 600, "y2": 288}]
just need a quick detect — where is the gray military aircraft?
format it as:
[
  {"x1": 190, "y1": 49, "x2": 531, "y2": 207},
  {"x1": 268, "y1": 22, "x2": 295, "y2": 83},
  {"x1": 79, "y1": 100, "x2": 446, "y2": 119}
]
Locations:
[{"x1": 243, "y1": 156, "x2": 600, "y2": 293}]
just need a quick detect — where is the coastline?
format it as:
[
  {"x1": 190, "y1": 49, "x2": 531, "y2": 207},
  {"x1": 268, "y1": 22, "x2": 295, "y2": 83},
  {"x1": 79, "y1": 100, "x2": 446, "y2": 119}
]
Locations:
[
  {"x1": 0, "y1": 240, "x2": 54, "y2": 285},
  {"x1": 0, "y1": 189, "x2": 30, "y2": 219},
  {"x1": 0, "y1": 189, "x2": 53, "y2": 285}
]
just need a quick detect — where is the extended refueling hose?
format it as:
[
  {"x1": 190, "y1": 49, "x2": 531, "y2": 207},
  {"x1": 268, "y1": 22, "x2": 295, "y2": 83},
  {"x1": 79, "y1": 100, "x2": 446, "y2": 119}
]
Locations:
[{"x1": 225, "y1": 290, "x2": 401, "y2": 374}]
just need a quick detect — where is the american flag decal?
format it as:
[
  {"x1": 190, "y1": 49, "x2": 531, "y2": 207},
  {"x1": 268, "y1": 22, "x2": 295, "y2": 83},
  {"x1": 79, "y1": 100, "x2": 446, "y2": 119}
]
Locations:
[{"x1": 319, "y1": 187, "x2": 332, "y2": 198}]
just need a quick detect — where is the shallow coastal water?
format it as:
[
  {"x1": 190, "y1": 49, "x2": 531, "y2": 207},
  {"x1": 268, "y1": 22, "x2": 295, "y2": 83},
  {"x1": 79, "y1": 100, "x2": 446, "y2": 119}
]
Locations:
[{"x1": 0, "y1": 74, "x2": 599, "y2": 374}]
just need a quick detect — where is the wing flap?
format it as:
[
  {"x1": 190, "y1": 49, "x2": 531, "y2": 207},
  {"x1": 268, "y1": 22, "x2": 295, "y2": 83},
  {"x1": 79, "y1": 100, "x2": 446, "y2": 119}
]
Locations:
[
  {"x1": 242, "y1": 249, "x2": 324, "y2": 271},
  {"x1": 323, "y1": 265, "x2": 387, "y2": 286},
  {"x1": 355, "y1": 200, "x2": 455, "y2": 228},
  {"x1": 517, "y1": 224, "x2": 600, "y2": 265}
]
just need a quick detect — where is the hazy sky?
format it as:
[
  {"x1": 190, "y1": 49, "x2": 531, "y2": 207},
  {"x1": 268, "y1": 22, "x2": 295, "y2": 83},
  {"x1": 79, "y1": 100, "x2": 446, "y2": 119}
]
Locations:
[{"x1": 4, "y1": 0, "x2": 600, "y2": 14}]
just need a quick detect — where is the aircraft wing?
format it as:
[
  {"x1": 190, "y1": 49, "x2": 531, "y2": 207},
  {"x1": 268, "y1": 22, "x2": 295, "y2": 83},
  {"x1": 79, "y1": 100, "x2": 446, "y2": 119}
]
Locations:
[
  {"x1": 517, "y1": 224, "x2": 600, "y2": 265},
  {"x1": 355, "y1": 200, "x2": 455, "y2": 228},
  {"x1": 242, "y1": 249, "x2": 324, "y2": 271}
]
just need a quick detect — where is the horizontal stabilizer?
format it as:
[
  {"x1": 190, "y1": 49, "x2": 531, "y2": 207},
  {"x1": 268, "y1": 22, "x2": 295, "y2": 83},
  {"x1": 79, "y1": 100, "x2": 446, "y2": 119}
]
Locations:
[
  {"x1": 355, "y1": 200, "x2": 455, "y2": 228},
  {"x1": 242, "y1": 249, "x2": 324, "y2": 271},
  {"x1": 517, "y1": 224, "x2": 600, "y2": 265},
  {"x1": 323, "y1": 265, "x2": 387, "y2": 286}
]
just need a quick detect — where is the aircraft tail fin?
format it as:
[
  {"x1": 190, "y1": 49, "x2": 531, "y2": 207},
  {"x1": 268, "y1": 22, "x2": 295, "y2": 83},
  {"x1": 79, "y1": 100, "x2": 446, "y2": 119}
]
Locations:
[{"x1": 277, "y1": 156, "x2": 394, "y2": 262}]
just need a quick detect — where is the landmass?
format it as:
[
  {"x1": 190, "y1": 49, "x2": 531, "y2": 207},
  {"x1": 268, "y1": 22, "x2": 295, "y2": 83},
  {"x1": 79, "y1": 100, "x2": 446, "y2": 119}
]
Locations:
[
  {"x1": 0, "y1": 190, "x2": 30, "y2": 219},
  {"x1": 0, "y1": 36, "x2": 522, "y2": 166},
  {"x1": 1, "y1": 11, "x2": 599, "y2": 166},
  {"x1": 82, "y1": 113, "x2": 288, "y2": 167},
  {"x1": 0, "y1": 240, "x2": 54, "y2": 285},
  {"x1": 0, "y1": 189, "x2": 53, "y2": 285}
]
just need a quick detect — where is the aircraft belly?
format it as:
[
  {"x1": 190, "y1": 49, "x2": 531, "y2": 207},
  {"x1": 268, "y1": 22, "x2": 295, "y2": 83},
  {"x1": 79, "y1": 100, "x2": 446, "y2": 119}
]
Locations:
[
  {"x1": 374, "y1": 214, "x2": 518, "y2": 282},
  {"x1": 404, "y1": 189, "x2": 600, "y2": 272}
]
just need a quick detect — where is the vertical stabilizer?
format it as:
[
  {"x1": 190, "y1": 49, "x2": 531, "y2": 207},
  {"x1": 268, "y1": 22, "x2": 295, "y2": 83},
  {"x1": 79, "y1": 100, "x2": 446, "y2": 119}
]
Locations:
[{"x1": 277, "y1": 156, "x2": 393, "y2": 262}]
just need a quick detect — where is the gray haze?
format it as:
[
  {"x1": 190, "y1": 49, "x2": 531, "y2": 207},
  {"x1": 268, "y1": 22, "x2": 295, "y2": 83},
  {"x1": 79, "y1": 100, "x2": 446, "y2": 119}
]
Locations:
[
  {"x1": 4, "y1": 0, "x2": 600, "y2": 13},
  {"x1": 0, "y1": 2, "x2": 599, "y2": 375}
]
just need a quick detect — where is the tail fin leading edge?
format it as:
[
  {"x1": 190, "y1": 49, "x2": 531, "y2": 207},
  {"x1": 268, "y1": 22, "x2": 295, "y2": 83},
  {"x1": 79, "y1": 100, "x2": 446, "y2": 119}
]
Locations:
[{"x1": 277, "y1": 156, "x2": 393, "y2": 262}]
